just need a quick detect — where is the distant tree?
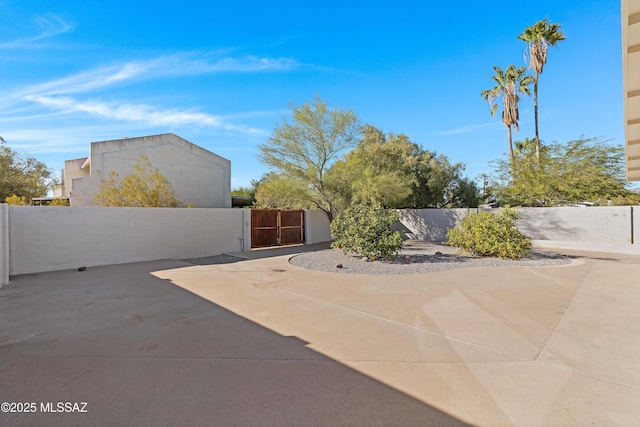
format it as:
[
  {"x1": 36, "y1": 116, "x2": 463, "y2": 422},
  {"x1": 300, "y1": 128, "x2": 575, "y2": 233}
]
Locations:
[
  {"x1": 327, "y1": 126, "x2": 415, "y2": 209},
  {"x1": 94, "y1": 154, "x2": 182, "y2": 207},
  {"x1": 258, "y1": 96, "x2": 361, "y2": 220},
  {"x1": 253, "y1": 173, "x2": 315, "y2": 209},
  {"x1": 328, "y1": 125, "x2": 480, "y2": 209},
  {"x1": 231, "y1": 186, "x2": 254, "y2": 198},
  {"x1": 441, "y1": 176, "x2": 481, "y2": 209},
  {"x1": 231, "y1": 183, "x2": 258, "y2": 205},
  {"x1": 481, "y1": 65, "x2": 534, "y2": 170},
  {"x1": 518, "y1": 18, "x2": 566, "y2": 158},
  {"x1": 491, "y1": 137, "x2": 635, "y2": 206},
  {"x1": 1, "y1": 139, "x2": 53, "y2": 203},
  {"x1": 48, "y1": 198, "x2": 70, "y2": 206}
]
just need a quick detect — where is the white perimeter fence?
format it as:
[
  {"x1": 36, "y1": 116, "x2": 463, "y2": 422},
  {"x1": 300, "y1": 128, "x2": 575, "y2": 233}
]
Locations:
[
  {"x1": 396, "y1": 206, "x2": 639, "y2": 244},
  {"x1": 0, "y1": 206, "x2": 331, "y2": 286},
  {"x1": 1, "y1": 205, "x2": 638, "y2": 286}
]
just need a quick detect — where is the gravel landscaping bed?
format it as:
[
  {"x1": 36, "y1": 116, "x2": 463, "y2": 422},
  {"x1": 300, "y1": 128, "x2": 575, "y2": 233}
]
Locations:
[{"x1": 288, "y1": 240, "x2": 573, "y2": 275}]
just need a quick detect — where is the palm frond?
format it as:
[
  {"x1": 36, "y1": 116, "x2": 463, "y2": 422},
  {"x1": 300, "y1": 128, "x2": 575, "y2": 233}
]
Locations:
[{"x1": 518, "y1": 18, "x2": 565, "y2": 74}]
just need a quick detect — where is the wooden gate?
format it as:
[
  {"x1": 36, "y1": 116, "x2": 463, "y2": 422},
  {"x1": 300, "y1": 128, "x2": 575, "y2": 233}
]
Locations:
[{"x1": 251, "y1": 210, "x2": 305, "y2": 248}]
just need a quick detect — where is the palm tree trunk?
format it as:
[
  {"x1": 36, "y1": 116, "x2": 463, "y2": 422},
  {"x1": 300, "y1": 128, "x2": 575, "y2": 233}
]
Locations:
[
  {"x1": 507, "y1": 124, "x2": 515, "y2": 176},
  {"x1": 534, "y1": 73, "x2": 540, "y2": 160}
]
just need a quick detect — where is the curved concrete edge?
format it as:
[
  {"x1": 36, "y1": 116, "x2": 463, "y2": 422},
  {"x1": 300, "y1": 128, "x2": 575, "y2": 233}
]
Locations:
[{"x1": 532, "y1": 240, "x2": 640, "y2": 256}]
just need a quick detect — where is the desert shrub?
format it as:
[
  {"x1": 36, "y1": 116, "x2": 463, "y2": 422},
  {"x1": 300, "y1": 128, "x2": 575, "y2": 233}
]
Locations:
[
  {"x1": 4, "y1": 194, "x2": 28, "y2": 205},
  {"x1": 330, "y1": 203, "x2": 404, "y2": 260},
  {"x1": 94, "y1": 154, "x2": 181, "y2": 207},
  {"x1": 48, "y1": 198, "x2": 70, "y2": 206},
  {"x1": 446, "y1": 207, "x2": 531, "y2": 259}
]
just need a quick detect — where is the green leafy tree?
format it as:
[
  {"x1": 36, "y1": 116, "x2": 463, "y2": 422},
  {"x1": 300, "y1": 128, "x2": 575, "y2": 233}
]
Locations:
[
  {"x1": 330, "y1": 203, "x2": 404, "y2": 261},
  {"x1": 491, "y1": 137, "x2": 634, "y2": 206},
  {"x1": 94, "y1": 154, "x2": 182, "y2": 207},
  {"x1": 327, "y1": 126, "x2": 415, "y2": 209},
  {"x1": 231, "y1": 182, "x2": 258, "y2": 205},
  {"x1": 258, "y1": 96, "x2": 361, "y2": 220},
  {"x1": 231, "y1": 186, "x2": 255, "y2": 199},
  {"x1": 441, "y1": 176, "x2": 481, "y2": 209},
  {"x1": 446, "y1": 207, "x2": 532, "y2": 259},
  {"x1": 1, "y1": 139, "x2": 53, "y2": 203},
  {"x1": 481, "y1": 65, "x2": 534, "y2": 170},
  {"x1": 254, "y1": 172, "x2": 315, "y2": 209},
  {"x1": 518, "y1": 18, "x2": 566, "y2": 158},
  {"x1": 327, "y1": 125, "x2": 479, "y2": 209}
]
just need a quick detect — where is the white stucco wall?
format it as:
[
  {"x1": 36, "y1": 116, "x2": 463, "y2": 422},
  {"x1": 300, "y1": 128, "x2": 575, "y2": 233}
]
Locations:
[
  {"x1": 634, "y1": 206, "x2": 640, "y2": 244},
  {"x1": 62, "y1": 157, "x2": 90, "y2": 197},
  {"x1": 0, "y1": 204, "x2": 8, "y2": 287},
  {"x1": 9, "y1": 206, "x2": 249, "y2": 275},
  {"x1": 5, "y1": 205, "x2": 638, "y2": 279},
  {"x1": 396, "y1": 207, "x2": 637, "y2": 245},
  {"x1": 396, "y1": 209, "x2": 475, "y2": 242},
  {"x1": 304, "y1": 210, "x2": 332, "y2": 244},
  {"x1": 517, "y1": 207, "x2": 633, "y2": 244},
  {"x1": 70, "y1": 134, "x2": 231, "y2": 208}
]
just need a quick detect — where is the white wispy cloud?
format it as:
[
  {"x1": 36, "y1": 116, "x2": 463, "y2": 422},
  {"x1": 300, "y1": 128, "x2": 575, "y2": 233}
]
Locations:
[
  {"x1": 18, "y1": 63, "x2": 158, "y2": 97},
  {"x1": 437, "y1": 122, "x2": 501, "y2": 135},
  {"x1": 3, "y1": 126, "x2": 117, "y2": 154},
  {"x1": 17, "y1": 53, "x2": 301, "y2": 98},
  {"x1": 28, "y1": 96, "x2": 266, "y2": 135},
  {"x1": 0, "y1": 14, "x2": 72, "y2": 49},
  {"x1": 8, "y1": 51, "x2": 301, "y2": 138}
]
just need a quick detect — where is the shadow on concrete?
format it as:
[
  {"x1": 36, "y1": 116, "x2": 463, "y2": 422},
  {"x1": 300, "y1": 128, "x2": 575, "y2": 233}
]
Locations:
[
  {"x1": 228, "y1": 242, "x2": 333, "y2": 261},
  {"x1": 395, "y1": 209, "x2": 471, "y2": 242},
  {"x1": 181, "y1": 243, "x2": 333, "y2": 266},
  {"x1": 0, "y1": 260, "x2": 468, "y2": 426},
  {"x1": 517, "y1": 209, "x2": 584, "y2": 241}
]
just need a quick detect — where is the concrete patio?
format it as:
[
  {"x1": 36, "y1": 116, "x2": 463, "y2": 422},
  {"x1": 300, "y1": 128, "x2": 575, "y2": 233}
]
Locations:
[{"x1": 1, "y1": 244, "x2": 639, "y2": 426}]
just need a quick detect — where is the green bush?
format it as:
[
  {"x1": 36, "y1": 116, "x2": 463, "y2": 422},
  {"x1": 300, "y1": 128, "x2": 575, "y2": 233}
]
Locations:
[
  {"x1": 330, "y1": 203, "x2": 404, "y2": 260},
  {"x1": 446, "y1": 207, "x2": 531, "y2": 259}
]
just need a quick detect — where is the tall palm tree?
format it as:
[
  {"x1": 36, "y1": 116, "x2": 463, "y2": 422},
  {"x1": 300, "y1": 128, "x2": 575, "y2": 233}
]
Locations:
[
  {"x1": 481, "y1": 65, "x2": 533, "y2": 171},
  {"x1": 518, "y1": 18, "x2": 566, "y2": 159}
]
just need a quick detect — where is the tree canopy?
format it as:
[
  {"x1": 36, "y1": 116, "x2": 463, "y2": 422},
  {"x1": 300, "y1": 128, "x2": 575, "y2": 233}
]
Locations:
[
  {"x1": 327, "y1": 125, "x2": 480, "y2": 209},
  {"x1": 1, "y1": 139, "x2": 54, "y2": 203},
  {"x1": 481, "y1": 65, "x2": 533, "y2": 168},
  {"x1": 253, "y1": 172, "x2": 315, "y2": 209},
  {"x1": 490, "y1": 137, "x2": 638, "y2": 206},
  {"x1": 94, "y1": 154, "x2": 182, "y2": 207},
  {"x1": 256, "y1": 121, "x2": 480, "y2": 213},
  {"x1": 258, "y1": 96, "x2": 361, "y2": 219},
  {"x1": 231, "y1": 183, "x2": 258, "y2": 206}
]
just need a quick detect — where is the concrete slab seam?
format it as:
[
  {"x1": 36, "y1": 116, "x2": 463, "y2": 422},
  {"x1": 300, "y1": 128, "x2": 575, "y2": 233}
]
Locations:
[
  {"x1": 534, "y1": 261, "x2": 594, "y2": 362},
  {"x1": 275, "y1": 287, "x2": 529, "y2": 362}
]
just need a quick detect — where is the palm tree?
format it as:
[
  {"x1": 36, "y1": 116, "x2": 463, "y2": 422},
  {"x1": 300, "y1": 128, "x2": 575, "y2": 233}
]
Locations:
[
  {"x1": 518, "y1": 18, "x2": 566, "y2": 159},
  {"x1": 482, "y1": 65, "x2": 534, "y2": 171}
]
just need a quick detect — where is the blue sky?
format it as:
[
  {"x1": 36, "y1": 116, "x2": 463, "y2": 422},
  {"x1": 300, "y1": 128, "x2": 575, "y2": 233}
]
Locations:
[{"x1": 0, "y1": 0, "x2": 625, "y2": 188}]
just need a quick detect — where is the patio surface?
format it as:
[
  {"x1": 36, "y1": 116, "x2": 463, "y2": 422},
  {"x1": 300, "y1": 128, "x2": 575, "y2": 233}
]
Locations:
[{"x1": 1, "y1": 243, "x2": 639, "y2": 426}]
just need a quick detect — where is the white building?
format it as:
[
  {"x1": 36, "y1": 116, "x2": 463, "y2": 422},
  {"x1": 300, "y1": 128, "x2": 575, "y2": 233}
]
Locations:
[
  {"x1": 622, "y1": 0, "x2": 640, "y2": 181},
  {"x1": 54, "y1": 133, "x2": 231, "y2": 208}
]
